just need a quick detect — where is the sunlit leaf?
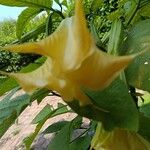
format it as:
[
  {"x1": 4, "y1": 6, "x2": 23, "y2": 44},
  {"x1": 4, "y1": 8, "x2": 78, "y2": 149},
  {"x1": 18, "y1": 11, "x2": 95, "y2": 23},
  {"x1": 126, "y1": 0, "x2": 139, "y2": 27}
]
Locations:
[
  {"x1": 16, "y1": 8, "x2": 42, "y2": 39},
  {"x1": 0, "y1": 78, "x2": 18, "y2": 96},
  {"x1": 0, "y1": 0, "x2": 53, "y2": 9}
]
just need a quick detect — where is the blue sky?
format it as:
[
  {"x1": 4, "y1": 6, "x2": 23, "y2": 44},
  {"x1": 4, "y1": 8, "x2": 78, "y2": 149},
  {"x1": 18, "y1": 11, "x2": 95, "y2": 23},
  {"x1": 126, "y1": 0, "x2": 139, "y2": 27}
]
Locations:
[
  {"x1": 0, "y1": 2, "x2": 60, "y2": 21},
  {"x1": 0, "y1": 5, "x2": 25, "y2": 21}
]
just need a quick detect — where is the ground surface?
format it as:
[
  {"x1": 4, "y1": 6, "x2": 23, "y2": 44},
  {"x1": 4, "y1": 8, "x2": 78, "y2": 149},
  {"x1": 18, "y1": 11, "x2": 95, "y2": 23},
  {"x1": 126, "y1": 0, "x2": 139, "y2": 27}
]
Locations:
[{"x1": 0, "y1": 91, "x2": 89, "y2": 150}]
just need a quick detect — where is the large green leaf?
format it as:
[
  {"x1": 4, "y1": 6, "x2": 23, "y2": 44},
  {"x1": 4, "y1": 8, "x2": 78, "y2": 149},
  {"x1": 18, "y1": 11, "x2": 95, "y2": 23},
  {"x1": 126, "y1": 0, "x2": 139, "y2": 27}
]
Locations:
[
  {"x1": 138, "y1": 113, "x2": 150, "y2": 142},
  {"x1": 16, "y1": 8, "x2": 42, "y2": 39},
  {"x1": 120, "y1": 20, "x2": 150, "y2": 92},
  {"x1": 68, "y1": 79, "x2": 139, "y2": 131},
  {"x1": 0, "y1": 0, "x2": 53, "y2": 9},
  {"x1": 48, "y1": 116, "x2": 83, "y2": 150},
  {"x1": 48, "y1": 122, "x2": 71, "y2": 150}
]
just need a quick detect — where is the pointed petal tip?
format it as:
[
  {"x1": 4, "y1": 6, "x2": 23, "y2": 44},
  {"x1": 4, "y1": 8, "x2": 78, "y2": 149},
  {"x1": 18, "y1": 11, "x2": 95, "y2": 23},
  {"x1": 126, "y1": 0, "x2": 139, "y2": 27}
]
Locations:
[{"x1": 2, "y1": 42, "x2": 45, "y2": 56}]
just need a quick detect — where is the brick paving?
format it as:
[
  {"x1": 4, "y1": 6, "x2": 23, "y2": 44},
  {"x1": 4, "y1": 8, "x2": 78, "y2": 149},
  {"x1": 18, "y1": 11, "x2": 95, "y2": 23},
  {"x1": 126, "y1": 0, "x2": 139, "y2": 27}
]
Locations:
[{"x1": 0, "y1": 94, "x2": 78, "y2": 150}]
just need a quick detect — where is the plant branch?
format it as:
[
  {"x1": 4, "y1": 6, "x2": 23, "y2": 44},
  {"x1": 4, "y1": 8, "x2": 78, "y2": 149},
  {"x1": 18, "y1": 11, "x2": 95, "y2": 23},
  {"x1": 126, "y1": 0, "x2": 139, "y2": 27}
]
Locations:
[
  {"x1": 50, "y1": 8, "x2": 65, "y2": 19},
  {"x1": 126, "y1": 0, "x2": 140, "y2": 26}
]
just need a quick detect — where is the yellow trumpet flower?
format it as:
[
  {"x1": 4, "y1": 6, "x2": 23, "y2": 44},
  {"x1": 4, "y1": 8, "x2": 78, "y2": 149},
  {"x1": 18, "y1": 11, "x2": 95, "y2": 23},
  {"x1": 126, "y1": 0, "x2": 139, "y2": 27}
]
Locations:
[
  {"x1": 91, "y1": 123, "x2": 150, "y2": 150},
  {"x1": 0, "y1": 0, "x2": 135, "y2": 105}
]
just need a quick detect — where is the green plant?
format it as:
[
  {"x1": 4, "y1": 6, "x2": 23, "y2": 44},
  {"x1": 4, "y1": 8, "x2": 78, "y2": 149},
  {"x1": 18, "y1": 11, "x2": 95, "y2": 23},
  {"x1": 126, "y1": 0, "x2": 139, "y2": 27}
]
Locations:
[
  {"x1": 0, "y1": 15, "x2": 46, "y2": 72},
  {"x1": 0, "y1": 0, "x2": 150, "y2": 150}
]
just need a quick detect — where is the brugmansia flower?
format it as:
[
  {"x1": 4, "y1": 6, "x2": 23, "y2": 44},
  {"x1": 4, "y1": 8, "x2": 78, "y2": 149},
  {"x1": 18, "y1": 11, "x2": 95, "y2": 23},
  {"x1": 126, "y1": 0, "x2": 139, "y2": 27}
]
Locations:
[
  {"x1": 0, "y1": 0, "x2": 135, "y2": 105},
  {"x1": 91, "y1": 123, "x2": 150, "y2": 150}
]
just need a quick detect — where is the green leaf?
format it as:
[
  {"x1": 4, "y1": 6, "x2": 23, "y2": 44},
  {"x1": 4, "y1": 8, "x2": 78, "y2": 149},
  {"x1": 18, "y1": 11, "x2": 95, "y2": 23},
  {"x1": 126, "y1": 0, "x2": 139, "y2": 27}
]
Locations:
[
  {"x1": 43, "y1": 121, "x2": 69, "y2": 134},
  {"x1": 16, "y1": 8, "x2": 42, "y2": 39},
  {"x1": 69, "y1": 135, "x2": 91, "y2": 150},
  {"x1": 24, "y1": 104, "x2": 70, "y2": 149},
  {"x1": 48, "y1": 116, "x2": 83, "y2": 150},
  {"x1": 12, "y1": 23, "x2": 46, "y2": 44},
  {"x1": 69, "y1": 79, "x2": 139, "y2": 131},
  {"x1": 140, "y1": 93, "x2": 150, "y2": 119},
  {"x1": 0, "y1": 111, "x2": 17, "y2": 138},
  {"x1": 90, "y1": 21, "x2": 102, "y2": 48},
  {"x1": 133, "y1": 3, "x2": 150, "y2": 23},
  {"x1": 85, "y1": 79, "x2": 139, "y2": 131},
  {"x1": 32, "y1": 104, "x2": 52, "y2": 124},
  {"x1": 71, "y1": 115, "x2": 82, "y2": 129},
  {"x1": 0, "y1": 78, "x2": 18, "y2": 96},
  {"x1": 51, "y1": 104, "x2": 70, "y2": 117},
  {"x1": 0, "y1": 94, "x2": 30, "y2": 137},
  {"x1": 32, "y1": 103, "x2": 70, "y2": 124},
  {"x1": 0, "y1": 0, "x2": 53, "y2": 9},
  {"x1": 62, "y1": 0, "x2": 68, "y2": 7},
  {"x1": 1, "y1": 87, "x2": 19, "y2": 103},
  {"x1": 24, "y1": 118, "x2": 47, "y2": 150},
  {"x1": 124, "y1": 0, "x2": 138, "y2": 25},
  {"x1": 138, "y1": 113, "x2": 150, "y2": 142},
  {"x1": 108, "y1": 19, "x2": 123, "y2": 55},
  {"x1": 54, "y1": 0, "x2": 60, "y2": 5},
  {"x1": 24, "y1": 105, "x2": 54, "y2": 149},
  {"x1": 30, "y1": 88, "x2": 50, "y2": 104},
  {"x1": 0, "y1": 76, "x2": 7, "y2": 85},
  {"x1": 48, "y1": 122, "x2": 71, "y2": 150},
  {"x1": 120, "y1": 20, "x2": 150, "y2": 92},
  {"x1": 91, "y1": 0, "x2": 103, "y2": 11}
]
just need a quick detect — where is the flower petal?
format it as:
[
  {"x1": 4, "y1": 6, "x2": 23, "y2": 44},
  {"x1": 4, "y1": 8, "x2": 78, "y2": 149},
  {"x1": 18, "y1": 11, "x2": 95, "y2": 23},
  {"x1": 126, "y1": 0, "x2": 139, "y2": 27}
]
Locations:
[
  {"x1": 67, "y1": 47, "x2": 135, "y2": 90},
  {"x1": 91, "y1": 123, "x2": 150, "y2": 150},
  {"x1": 0, "y1": 59, "x2": 58, "y2": 93}
]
